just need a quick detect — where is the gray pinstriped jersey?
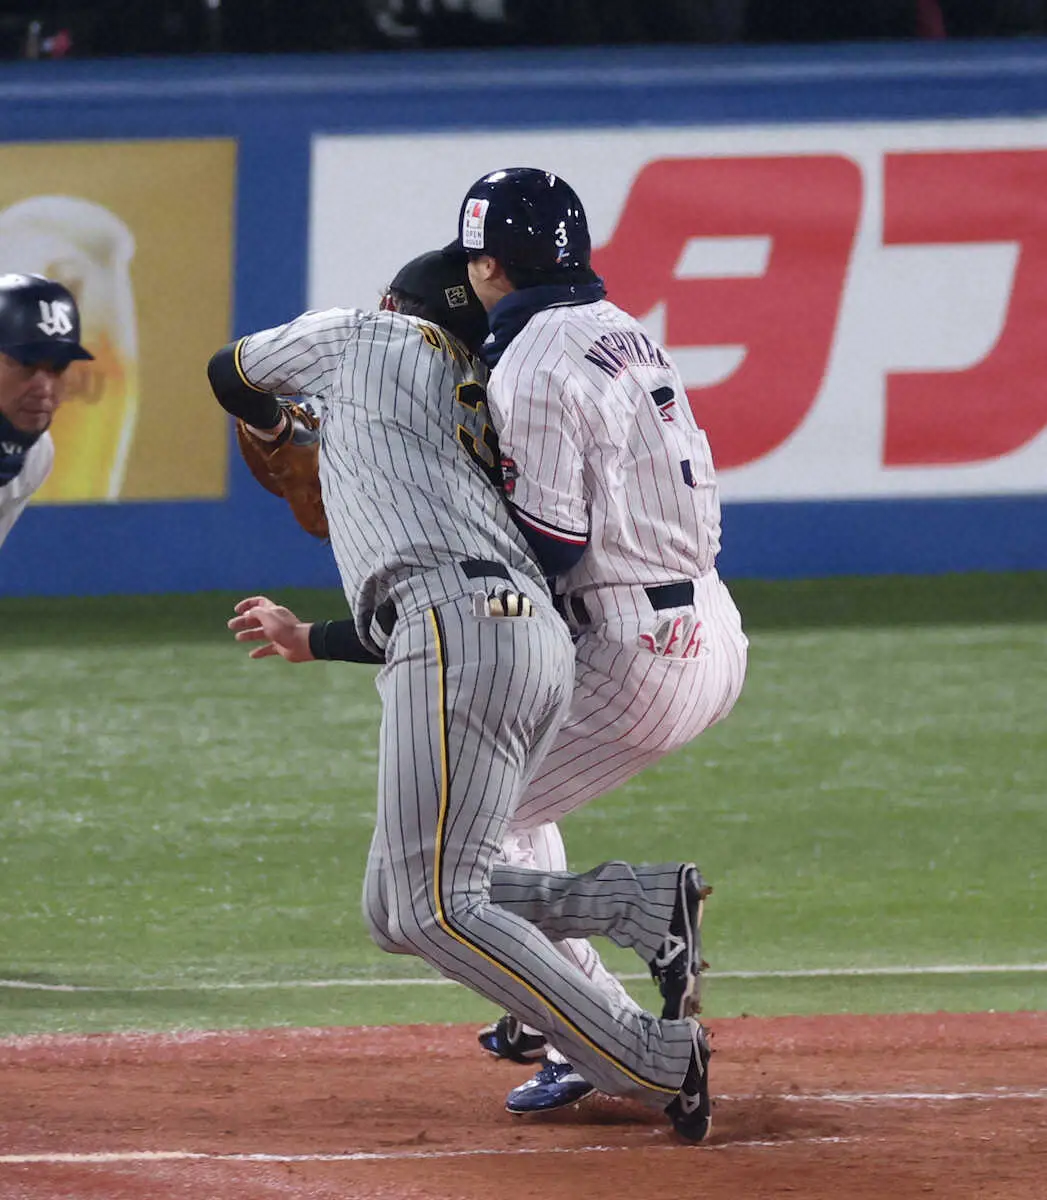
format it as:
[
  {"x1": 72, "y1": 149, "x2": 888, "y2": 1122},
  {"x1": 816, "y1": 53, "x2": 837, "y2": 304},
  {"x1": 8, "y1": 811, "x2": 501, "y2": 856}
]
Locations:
[
  {"x1": 238, "y1": 308, "x2": 544, "y2": 642},
  {"x1": 241, "y1": 306, "x2": 703, "y2": 1106}
]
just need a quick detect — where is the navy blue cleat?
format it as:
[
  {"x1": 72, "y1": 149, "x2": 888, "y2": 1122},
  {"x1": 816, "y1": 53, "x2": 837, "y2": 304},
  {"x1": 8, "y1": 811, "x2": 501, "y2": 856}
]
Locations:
[
  {"x1": 665, "y1": 1019, "x2": 713, "y2": 1142},
  {"x1": 505, "y1": 1056, "x2": 596, "y2": 1113},
  {"x1": 478, "y1": 1014, "x2": 549, "y2": 1064},
  {"x1": 649, "y1": 863, "x2": 710, "y2": 1020}
]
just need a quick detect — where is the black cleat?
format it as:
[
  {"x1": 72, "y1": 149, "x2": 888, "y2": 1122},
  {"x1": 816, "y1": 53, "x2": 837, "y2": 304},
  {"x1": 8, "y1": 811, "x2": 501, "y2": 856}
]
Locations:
[
  {"x1": 649, "y1": 863, "x2": 710, "y2": 1020},
  {"x1": 665, "y1": 1019, "x2": 713, "y2": 1142},
  {"x1": 477, "y1": 1014, "x2": 550, "y2": 1064}
]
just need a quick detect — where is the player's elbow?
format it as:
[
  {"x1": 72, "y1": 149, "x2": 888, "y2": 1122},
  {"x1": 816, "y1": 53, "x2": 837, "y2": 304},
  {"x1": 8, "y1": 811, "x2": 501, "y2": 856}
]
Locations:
[
  {"x1": 207, "y1": 342, "x2": 241, "y2": 406},
  {"x1": 207, "y1": 342, "x2": 282, "y2": 427},
  {"x1": 510, "y1": 510, "x2": 588, "y2": 577}
]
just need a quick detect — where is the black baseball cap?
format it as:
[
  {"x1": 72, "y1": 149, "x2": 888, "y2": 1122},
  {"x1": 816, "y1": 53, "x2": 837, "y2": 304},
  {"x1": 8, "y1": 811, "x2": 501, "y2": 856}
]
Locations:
[{"x1": 389, "y1": 247, "x2": 489, "y2": 354}]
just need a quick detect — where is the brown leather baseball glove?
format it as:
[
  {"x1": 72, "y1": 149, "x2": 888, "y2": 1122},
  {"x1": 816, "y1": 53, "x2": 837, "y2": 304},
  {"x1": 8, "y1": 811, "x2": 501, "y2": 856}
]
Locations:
[{"x1": 236, "y1": 400, "x2": 328, "y2": 540}]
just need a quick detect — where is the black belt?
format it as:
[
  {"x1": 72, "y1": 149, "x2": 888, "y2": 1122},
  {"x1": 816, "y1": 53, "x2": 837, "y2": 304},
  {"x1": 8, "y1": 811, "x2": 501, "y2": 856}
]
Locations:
[
  {"x1": 460, "y1": 559, "x2": 512, "y2": 582},
  {"x1": 645, "y1": 581, "x2": 694, "y2": 610},
  {"x1": 375, "y1": 559, "x2": 513, "y2": 636},
  {"x1": 565, "y1": 580, "x2": 695, "y2": 627}
]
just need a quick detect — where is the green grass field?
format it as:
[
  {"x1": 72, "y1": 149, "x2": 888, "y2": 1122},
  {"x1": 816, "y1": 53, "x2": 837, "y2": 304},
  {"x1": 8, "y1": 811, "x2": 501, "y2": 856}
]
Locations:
[{"x1": 1, "y1": 573, "x2": 1045, "y2": 1036}]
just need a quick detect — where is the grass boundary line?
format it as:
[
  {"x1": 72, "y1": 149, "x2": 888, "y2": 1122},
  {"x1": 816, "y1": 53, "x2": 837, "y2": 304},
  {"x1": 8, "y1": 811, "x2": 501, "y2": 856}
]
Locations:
[{"x1": 3, "y1": 962, "x2": 1047, "y2": 993}]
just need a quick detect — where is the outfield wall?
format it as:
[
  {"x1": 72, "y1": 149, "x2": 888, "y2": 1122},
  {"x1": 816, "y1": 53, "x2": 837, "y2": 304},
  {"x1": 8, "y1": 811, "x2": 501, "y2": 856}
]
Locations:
[{"x1": 1, "y1": 42, "x2": 1046, "y2": 596}]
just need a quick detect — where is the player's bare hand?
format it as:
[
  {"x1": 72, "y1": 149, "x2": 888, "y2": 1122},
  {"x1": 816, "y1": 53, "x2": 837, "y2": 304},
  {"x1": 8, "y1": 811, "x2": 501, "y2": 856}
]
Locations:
[
  {"x1": 227, "y1": 594, "x2": 282, "y2": 638},
  {"x1": 228, "y1": 595, "x2": 315, "y2": 662}
]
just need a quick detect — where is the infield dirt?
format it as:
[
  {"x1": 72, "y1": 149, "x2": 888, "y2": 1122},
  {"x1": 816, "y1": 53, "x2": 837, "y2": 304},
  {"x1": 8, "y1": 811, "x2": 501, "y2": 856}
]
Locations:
[{"x1": 2, "y1": 1011, "x2": 1044, "y2": 1199}]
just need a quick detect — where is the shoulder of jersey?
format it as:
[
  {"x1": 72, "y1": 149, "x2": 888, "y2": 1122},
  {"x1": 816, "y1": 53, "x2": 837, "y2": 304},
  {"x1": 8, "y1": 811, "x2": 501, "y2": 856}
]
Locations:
[
  {"x1": 525, "y1": 298, "x2": 613, "y2": 338},
  {"x1": 373, "y1": 309, "x2": 432, "y2": 338},
  {"x1": 360, "y1": 308, "x2": 448, "y2": 345},
  {"x1": 25, "y1": 431, "x2": 55, "y2": 488},
  {"x1": 499, "y1": 301, "x2": 608, "y2": 370},
  {"x1": 0, "y1": 434, "x2": 52, "y2": 496},
  {"x1": 37, "y1": 429, "x2": 55, "y2": 468},
  {"x1": 296, "y1": 305, "x2": 369, "y2": 322}
]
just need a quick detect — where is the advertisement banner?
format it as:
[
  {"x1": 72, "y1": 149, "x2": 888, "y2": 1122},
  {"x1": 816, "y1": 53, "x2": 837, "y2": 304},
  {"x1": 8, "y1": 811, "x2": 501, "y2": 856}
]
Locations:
[
  {"x1": 0, "y1": 138, "x2": 235, "y2": 502},
  {"x1": 310, "y1": 121, "x2": 1047, "y2": 502}
]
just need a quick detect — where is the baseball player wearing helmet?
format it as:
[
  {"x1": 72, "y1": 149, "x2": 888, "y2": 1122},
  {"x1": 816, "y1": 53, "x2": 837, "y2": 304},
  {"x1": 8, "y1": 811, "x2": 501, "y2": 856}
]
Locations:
[
  {"x1": 445, "y1": 169, "x2": 749, "y2": 1115},
  {"x1": 209, "y1": 247, "x2": 713, "y2": 1141},
  {"x1": 0, "y1": 274, "x2": 93, "y2": 548}
]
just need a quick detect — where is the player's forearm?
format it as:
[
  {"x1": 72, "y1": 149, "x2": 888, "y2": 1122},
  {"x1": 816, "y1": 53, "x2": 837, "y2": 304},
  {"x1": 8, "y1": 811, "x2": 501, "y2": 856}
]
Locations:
[
  {"x1": 307, "y1": 619, "x2": 385, "y2": 664},
  {"x1": 207, "y1": 340, "x2": 283, "y2": 428}
]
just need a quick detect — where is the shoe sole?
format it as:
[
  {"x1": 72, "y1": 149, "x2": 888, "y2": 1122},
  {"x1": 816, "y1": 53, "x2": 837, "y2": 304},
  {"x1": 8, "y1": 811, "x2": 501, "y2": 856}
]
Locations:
[
  {"x1": 477, "y1": 1019, "x2": 549, "y2": 1063},
  {"x1": 663, "y1": 866, "x2": 711, "y2": 1020},
  {"x1": 480, "y1": 1048, "x2": 550, "y2": 1063},
  {"x1": 668, "y1": 1023, "x2": 713, "y2": 1142},
  {"x1": 506, "y1": 1083, "x2": 596, "y2": 1114},
  {"x1": 672, "y1": 1113, "x2": 712, "y2": 1143}
]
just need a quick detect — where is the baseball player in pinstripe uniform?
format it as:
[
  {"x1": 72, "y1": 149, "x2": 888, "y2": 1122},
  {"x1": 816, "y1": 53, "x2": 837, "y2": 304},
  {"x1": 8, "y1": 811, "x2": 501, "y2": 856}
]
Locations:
[
  {"x1": 445, "y1": 169, "x2": 749, "y2": 1112},
  {"x1": 208, "y1": 247, "x2": 715, "y2": 1141},
  {"x1": 0, "y1": 275, "x2": 93, "y2": 549}
]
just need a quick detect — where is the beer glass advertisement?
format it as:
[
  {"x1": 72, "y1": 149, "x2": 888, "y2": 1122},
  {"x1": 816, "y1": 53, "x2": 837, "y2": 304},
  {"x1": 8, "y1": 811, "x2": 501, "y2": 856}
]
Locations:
[{"x1": 0, "y1": 138, "x2": 234, "y2": 501}]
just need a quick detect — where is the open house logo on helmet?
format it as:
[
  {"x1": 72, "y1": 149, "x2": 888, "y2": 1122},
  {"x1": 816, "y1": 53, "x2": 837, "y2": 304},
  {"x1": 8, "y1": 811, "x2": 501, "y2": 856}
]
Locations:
[
  {"x1": 454, "y1": 168, "x2": 591, "y2": 273},
  {"x1": 461, "y1": 198, "x2": 489, "y2": 251}
]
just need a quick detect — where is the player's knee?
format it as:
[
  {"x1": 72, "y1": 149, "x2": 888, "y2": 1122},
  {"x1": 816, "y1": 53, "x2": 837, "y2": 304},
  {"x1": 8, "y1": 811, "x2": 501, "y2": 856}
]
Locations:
[
  {"x1": 371, "y1": 886, "x2": 452, "y2": 954},
  {"x1": 386, "y1": 890, "x2": 467, "y2": 951},
  {"x1": 361, "y1": 887, "x2": 410, "y2": 954},
  {"x1": 364, "y1": 911, "x2": 407, "y2": 954}
]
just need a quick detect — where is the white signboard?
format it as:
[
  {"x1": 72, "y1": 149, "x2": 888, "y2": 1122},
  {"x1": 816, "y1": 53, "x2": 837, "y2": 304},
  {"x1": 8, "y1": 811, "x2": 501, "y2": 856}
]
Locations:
[{"x1": 310, "y1": 121, "x2": 1047, "y2": 501}]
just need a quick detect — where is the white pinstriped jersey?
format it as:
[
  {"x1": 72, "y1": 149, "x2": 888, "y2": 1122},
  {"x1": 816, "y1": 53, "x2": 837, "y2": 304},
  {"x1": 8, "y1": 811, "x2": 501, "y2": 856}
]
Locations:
[
  {"x1": 487, "y1": 299, "x2": 721, "y2": 597},
  {"x1": 237, "y1": 308, "x2": 544, "y2": 645},
  {"x1": 485, "y1": 296, "x2": 748, "y2": 1057},
  {"x1": 0, "y1": 432, "x2": 53, "y2": 549}
]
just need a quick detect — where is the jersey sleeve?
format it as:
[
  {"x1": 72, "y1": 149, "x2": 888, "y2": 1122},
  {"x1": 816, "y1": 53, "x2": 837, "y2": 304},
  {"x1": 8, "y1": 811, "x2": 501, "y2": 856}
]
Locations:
[
  {"x1": 236, "y1": 307, "x2": 370, "y2": 397},
  {"x1": 488, "y1": 337, "x2": 589, "y2": 551}
]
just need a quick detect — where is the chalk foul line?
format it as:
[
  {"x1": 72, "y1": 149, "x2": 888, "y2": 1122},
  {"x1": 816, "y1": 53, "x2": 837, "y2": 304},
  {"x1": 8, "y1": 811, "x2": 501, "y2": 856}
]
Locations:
[
  {"x1": 4, "y1": 1090, "x2": 1046, "y2": 1167},
  {"x1": 3, "y1": 962, "x2": 1047, "y2": 993},
  {"x1": 734, "y1": 1088, "x2": 1047, "y2": 1103},
  {"x1": 0, "y1": 1136, "x2": 858, "y2": 1166}
]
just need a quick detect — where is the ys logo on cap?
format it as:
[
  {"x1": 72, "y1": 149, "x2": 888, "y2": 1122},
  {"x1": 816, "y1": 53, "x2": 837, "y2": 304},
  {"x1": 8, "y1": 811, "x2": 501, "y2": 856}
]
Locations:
[{"x1": 37, "y1": 299, "x2": 74, "y2": 338}]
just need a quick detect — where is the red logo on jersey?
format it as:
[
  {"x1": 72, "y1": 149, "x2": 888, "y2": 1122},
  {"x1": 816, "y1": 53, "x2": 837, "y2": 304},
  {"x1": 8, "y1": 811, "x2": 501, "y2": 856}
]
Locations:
[
  {"x1": 651, "y1": 385, "x2": 677, "y2": 422},
  {"x1": 500, "y1": 454, "x2": 519, "y2": 497}
]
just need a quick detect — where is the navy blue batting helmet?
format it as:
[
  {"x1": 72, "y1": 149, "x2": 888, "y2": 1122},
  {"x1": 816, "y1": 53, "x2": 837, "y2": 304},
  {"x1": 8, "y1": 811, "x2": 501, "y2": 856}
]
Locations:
[
  {"x1": 0, "y1": 273, "x2": 93, "y2": 367},
  {"x1": 448, "y1": 168, "x2": 591, "y2": 275}
]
